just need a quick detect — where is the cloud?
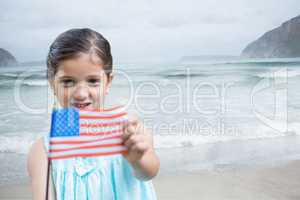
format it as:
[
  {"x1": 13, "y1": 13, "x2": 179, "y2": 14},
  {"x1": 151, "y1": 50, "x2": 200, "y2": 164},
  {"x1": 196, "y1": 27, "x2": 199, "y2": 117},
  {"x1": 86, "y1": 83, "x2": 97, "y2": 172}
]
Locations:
[{"x1": 0, "y1": 0, "x2": 300, "y2": 62}]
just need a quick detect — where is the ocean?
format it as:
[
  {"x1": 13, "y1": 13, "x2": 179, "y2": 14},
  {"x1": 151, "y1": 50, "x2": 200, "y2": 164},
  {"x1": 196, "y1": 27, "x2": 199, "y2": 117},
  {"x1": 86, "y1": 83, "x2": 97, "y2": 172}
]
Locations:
[{"x1": 1, "y1": 58, "x2": 300, "y2": 185}]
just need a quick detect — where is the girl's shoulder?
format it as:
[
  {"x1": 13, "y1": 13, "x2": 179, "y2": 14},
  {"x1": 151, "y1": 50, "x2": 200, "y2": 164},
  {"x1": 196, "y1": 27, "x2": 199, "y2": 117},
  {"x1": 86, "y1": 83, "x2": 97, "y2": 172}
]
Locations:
[{"x1": 27, "y1": 137, "x2": 48, "y2": 177}]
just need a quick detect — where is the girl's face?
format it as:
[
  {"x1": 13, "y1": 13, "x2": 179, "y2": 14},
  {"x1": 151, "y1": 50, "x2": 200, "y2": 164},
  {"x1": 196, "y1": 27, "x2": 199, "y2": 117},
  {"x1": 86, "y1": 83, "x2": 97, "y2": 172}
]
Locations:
[{"x1": 50, "y1": 53, "x2": 113, "y2": 110}]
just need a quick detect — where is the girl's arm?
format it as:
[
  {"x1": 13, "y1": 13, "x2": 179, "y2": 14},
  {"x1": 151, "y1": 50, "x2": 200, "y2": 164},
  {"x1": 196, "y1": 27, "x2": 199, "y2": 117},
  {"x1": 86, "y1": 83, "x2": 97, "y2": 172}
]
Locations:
[
  {"x1": 122, "y1": 116, "x2": 160, "y2": 181},
  {"x1": 27, "y1": 138, "x2": 56, "y2": 200}
]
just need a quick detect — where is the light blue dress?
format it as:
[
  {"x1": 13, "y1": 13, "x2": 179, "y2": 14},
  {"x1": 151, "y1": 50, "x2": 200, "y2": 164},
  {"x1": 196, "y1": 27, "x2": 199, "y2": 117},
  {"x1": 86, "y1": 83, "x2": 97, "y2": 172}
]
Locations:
[{"x1": 43, "y1": 135, "x2": 157, "y2": 200}]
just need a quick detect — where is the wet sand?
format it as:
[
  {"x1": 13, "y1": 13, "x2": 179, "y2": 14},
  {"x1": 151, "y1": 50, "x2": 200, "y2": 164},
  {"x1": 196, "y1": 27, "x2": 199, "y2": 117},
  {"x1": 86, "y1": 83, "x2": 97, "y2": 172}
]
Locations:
[{"x1": 1, "y1": 160, "x2": 300, "y2": 200}]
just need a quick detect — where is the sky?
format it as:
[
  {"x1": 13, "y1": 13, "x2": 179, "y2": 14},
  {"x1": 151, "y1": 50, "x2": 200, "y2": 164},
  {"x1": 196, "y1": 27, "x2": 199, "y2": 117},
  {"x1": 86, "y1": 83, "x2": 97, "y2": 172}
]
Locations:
[{"x1": 0, "y1": 0, "x2": 300, "y2": 62}]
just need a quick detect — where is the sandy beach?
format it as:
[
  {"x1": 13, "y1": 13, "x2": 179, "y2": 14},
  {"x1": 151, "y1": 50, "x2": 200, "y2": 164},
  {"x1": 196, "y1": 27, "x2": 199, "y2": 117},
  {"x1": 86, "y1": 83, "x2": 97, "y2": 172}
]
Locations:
[
  {"x1": 1, "y1": 160, "x2": 299, "y2": 200},
  {"x1": 154, "y1": 160, "x2": 300, "y2": 200}
]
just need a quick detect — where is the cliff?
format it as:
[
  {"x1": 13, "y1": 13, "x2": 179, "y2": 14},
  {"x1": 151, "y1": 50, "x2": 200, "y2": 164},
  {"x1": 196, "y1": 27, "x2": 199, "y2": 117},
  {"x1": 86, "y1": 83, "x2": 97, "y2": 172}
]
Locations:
[
  {"x1": 0, "y1": 48, "x2": 18, "y2": 66},
  {"x1": 241, "y1": 15, "x2": 300, "y2": 58}
]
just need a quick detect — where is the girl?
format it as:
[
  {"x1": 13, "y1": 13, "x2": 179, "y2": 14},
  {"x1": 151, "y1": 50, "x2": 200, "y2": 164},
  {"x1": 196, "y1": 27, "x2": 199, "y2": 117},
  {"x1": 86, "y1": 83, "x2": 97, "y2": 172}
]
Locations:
[{"x1": 27, "y1": 28, "x2": 160, "y2": 200}]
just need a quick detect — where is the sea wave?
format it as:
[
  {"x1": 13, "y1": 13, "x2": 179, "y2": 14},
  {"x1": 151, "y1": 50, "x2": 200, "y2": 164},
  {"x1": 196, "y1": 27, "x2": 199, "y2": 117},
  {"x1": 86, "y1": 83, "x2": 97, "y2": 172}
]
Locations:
[
  {"x1": 181, "y1": 58, "x2": 300, "y2": 66},
  {"x1": 0, "y1": 79, "x2": 48, "y2": 88},
  {"x1": 22, "y1": 80, "x2": 48, "y2": 86},
  {"x1": 0, "y1": 73, "x2": 46, "y2": 80},
  {"x1": 0, "y1": 134, "x2": 38, "y2": 154},
  {"x1": 255, "y1": 69, "x2": 300, "y2": 78},
  {"x1": 0, "y1": 80, "x2": 13, "y2": 88},
  {"x1": 161, "y1": 72, "x2": 206, "y2": 79},
  {"x1": 1, "y1": 122, "x2": 299, "y2": 154},
  {"x1": 219, "y1": 61, "x2": 300, "y2": 67}
]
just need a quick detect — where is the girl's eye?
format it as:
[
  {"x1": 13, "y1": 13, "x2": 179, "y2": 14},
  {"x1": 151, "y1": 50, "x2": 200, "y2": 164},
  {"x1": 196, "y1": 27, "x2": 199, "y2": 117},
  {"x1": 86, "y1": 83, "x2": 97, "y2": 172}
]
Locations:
[
  {"x1": 88, "y1": 78, "x2": 101, "y2": 86},
  {"x1": 60, "y1": 79, "x2": 75, "y2": 87}
]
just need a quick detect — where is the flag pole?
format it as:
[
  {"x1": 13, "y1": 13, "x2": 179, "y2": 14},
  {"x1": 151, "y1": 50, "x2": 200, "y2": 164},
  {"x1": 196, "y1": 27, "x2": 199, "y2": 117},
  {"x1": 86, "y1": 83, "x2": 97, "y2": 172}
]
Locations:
[
  {"x1": 45, "y1": 156, "x2": 51, "y2": 200},
  {"x1": 46, "y1": 97, "x2": 58, "y2": 200}
]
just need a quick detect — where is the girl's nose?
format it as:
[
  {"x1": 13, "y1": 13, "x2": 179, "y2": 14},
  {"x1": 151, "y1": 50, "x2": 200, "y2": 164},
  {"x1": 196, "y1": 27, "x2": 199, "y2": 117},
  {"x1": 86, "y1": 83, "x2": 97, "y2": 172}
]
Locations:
[{"x1": 73, "y1": 84, "x2": 89, "y2": 101}]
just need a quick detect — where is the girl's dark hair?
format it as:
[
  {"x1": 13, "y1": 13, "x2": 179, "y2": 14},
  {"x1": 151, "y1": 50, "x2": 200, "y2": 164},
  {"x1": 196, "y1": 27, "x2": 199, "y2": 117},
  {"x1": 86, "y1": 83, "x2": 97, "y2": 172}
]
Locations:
[{"x1": 46, "y1": 28, "x2": 113, "y2": 79}]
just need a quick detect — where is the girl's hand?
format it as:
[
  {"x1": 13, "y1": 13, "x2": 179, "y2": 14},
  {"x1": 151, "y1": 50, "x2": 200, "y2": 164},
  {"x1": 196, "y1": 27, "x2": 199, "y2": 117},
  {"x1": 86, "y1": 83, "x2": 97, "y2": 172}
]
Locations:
[{"x1": 121, "y1": 114, "x2": 153, "y2": 164}]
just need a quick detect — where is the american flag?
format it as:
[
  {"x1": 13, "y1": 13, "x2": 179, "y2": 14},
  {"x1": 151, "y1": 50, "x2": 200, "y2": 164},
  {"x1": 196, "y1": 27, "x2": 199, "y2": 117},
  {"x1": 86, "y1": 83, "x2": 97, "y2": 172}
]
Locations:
[{"x1": 48, "y1": 105, "x2": 128, "y2": 160}]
